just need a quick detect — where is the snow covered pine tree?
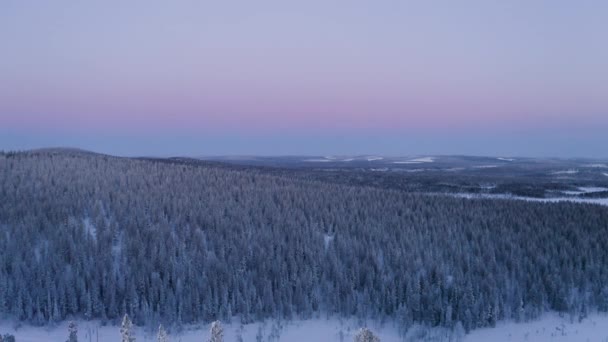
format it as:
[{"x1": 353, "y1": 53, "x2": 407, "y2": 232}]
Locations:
[
  {"x1": 66, "y1": 321, "x2": 78, "y2": 342},
  {"x1": 354, "y1": 328, "x2": 380, "y2": 342},
  {"x1": 157, "y1": 324, "x2": 168, "y2": 342},
  {"x1": 121, "y1": 314, "x2": 136, "y2": 342},
  {"x1": 209, "y1": 320, "x2": 223, "y2": 342}
]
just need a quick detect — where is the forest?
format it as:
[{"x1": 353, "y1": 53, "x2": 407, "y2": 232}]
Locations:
[{"x1": 1, "y1": 150, "x2": 607, "y2": 334}]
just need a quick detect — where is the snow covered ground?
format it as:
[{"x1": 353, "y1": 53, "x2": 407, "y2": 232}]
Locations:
[
  {"x1": 561, "y1": 187, "x2": 608, "y2": 195},
  {"x1": 454, "y1": 193, "x2": 608, "y2": 206},
  {"x1": 552, "y1": 170, "x2": 579, "y2": 175},
  {"x1": 393, "y1": 157, "x2": 435, "y2": 164},
  {"x1": 3, "y1": 313, "x2": 608, "y2": 341},
  {"x1": 466, "y1": 312, "x2": 608, "y2": 342}
]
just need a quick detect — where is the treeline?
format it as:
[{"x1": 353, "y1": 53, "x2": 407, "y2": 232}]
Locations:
[{"x1": 0, "y1": 151, "x2": 607, "y2": 333}]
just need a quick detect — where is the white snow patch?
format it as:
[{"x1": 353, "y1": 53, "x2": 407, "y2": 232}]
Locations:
[
  {"x1": 393, "y1": 157, "x2": 434, "y2": 164},
  {"x1": 366, "y1": 156, "x2": 383, "y2": 161},
  {"x1": 341, "y1": 158, "x2": 355, "y2": 162},
  {"x1": 585, "y1": 164, "x2": 608, "y2": 168},
  {"x1": 0, "y1": 318, "x2": 402, "y2": 342},
  {"x1": 473, "y1": 165, "x2": 498, "y2": 169},
  {"x1": 323, "y1": 234, "x2": 334, "y2": 250},
  {"x1": 409, "y1": 157, "x2": 434, "y2": 163},
  {"x1": 303, "y1": 158, "x2": 331, "y2": 162},
  {"x1": 453, "y1": 193, "x2": 608, "y2": 207},
  {"x1": 82, "y1": 217, "x2": 97, "y2": 241},
  {"x1": 497, "y1": 157, "x2": 515, "y2": 162},
  {"x1": 3, "y1": 312, "x2": 608, "y2": 342},
  {"x1": 480, "y1": 184, "x2": 497, "y2": 190},
  {"x1": 370, "y1": 168, "x2": 388, "y2": 172},
  {"x1": 552, "y1": 169, "x2": 579, "y2": 175},
  {"x1": 561, "y1": 187, "x2": 608, "y2": 195},
  {"x1": 466, "y1": 312, "x2": 608, "y2": 342}
]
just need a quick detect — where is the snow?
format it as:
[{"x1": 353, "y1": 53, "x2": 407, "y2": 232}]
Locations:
[
  {"x1": 82, "y1": 217, "x2": 97, "y2": 241},
  {"x1": 561, "y1": 187, "x2": 608, "y2": 195},
  {"x1": 552, "y1": 169, "x2": 579, "y2": 175},
  {"x1": 480, "y1": 184, "x2": 497, "y2": 190},
  {"x1": 473, "y1": 165, "x2": 498, "y2": 169},
  {"x1": 0, "y1": 318, "x2": 402, "y2": 342},
  {"x1": 604, "y1": 173, "x2": 608, "y2": 177},
  {"x1": 453, "y1": 193, "x2": 608, "y2": 207},
  {"x1": 466, "y1": 312, "x2": 608, "y2": 342},
  {"x1": 3, "y1": 313, "x2": 608, "y2": 342},
  {"x1": 409, "y1": 157, "x2": 434, "y2": 163},
  {"x1": 370, "y1": 168, "x2": 388, "y2": 172},
  {"x1": 323, "y1": 234, "x2": 334, "y2": 250},
  {"x1": 341, "y1": 158, "x2": 355, "y2": 162},
  {"x1": 497, "y1": 157, "x2": 515, "y2": 162},
  {"x1": 585, "y1": 164, "x2": 608, "y2": 168},
  {"x1": 393, "y1": 157, "x2": 434, "y2": 164},
  {"x1": 366, "y1": 156, "x2": 383, "y2": 161},
  {"x1": 303, "y1": 158, "x2": 332, "y2": 162}
]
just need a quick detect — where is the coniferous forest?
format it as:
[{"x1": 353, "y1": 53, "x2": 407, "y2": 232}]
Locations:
[{"x1": 1, "y1": 150, "x2": 607, "y2": 333}]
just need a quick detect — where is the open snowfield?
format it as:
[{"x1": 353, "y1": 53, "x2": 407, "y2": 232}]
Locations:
[
  {"x1": 454, "y1": 193, "x2": 608, "y2": 206},
  {"x1": 552, "y1": 170, "x2": 579, "y2": 175},
  {"x1": 3, "y1": 313, "x2": 608, "y2": 342},
  {"x1": 393, "y1": 157, "x2": 435, "y2": 164}
]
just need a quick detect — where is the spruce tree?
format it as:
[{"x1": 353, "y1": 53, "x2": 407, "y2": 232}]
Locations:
[
  {"x1": 121, "y1": 314, "x2": 136, "y2": 342},
  {"x1": 157, "y1": 324, "x2": 168, "y2": 342},
  {"x1": 209, "y1": 320, "x2": 223, "y2": 342},
  {"x1": 354, "y1": 328, "x2": 380, "y2": 342},
  {"x1": 66, "y1": 320, "x2": 78, "y2": 342}
]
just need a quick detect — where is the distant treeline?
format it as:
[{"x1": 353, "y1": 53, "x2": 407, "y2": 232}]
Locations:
[{"x1": 0, "y1": 151, "x2": 607, "y2": 333}]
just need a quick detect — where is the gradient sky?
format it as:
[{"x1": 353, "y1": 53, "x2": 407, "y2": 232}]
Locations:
[{"x1": 1, "y1": 1, "x2": 607, "y2": 157}]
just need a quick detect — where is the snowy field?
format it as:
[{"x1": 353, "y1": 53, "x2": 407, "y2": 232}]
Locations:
[
  {"x1": 454, "y1": 193, "x2": 608, "y2": 207},
  {"x1": 2, "y1": 313, "x2": 608, "y2": 341}
]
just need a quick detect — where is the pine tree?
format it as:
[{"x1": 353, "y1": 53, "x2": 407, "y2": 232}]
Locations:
[
  {"x1": 209, "y1": 320, "x2": 223, "y2": 342},
  {"x1": 354, "y1": 328, "x2": 380, "y2": 342},
  {"x1": 121, "y1": 314, "x2": 136, "y2": 342},
  {"x1": 66, "y1": 320, "x2": 78, "y2": 342},
  {"x1": 157, "y1": 324, "x2": 168, "y2": 342}
]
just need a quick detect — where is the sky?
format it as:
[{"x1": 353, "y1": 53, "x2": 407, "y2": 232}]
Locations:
[{"x1": 1, "y1": 1, "x2": 607, "y2": 157}]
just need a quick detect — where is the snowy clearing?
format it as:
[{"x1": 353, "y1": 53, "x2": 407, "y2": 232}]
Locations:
[
  {"x1": 393, "y1": 157, "x2": 434, "y2": 164},
  {"x1": 454, "y1": 193, "x2": 608, "y2": 207},
  {"x1": 561, "y1": 187, "x2": 608, "y2": 195},
  {"x1": 409, "y1": 157, "x2": 434, "y2": 163},
  {"x1": 3, "y1": 313, "x2": 608, "y2": 342},
  {"x1": 303, "y1": 158, "x2": 332, "y2": 162},
  {"x1": 552, "y1": 169, "x2": 579, "y2": 175},
  {"x1": 466, "y1": 312, "x2": 608, "y2": 342}
]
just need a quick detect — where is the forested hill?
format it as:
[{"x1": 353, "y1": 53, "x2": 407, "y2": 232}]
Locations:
[{"x1": 0, "y1": 150, "x2": 607, "y2": 333}]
